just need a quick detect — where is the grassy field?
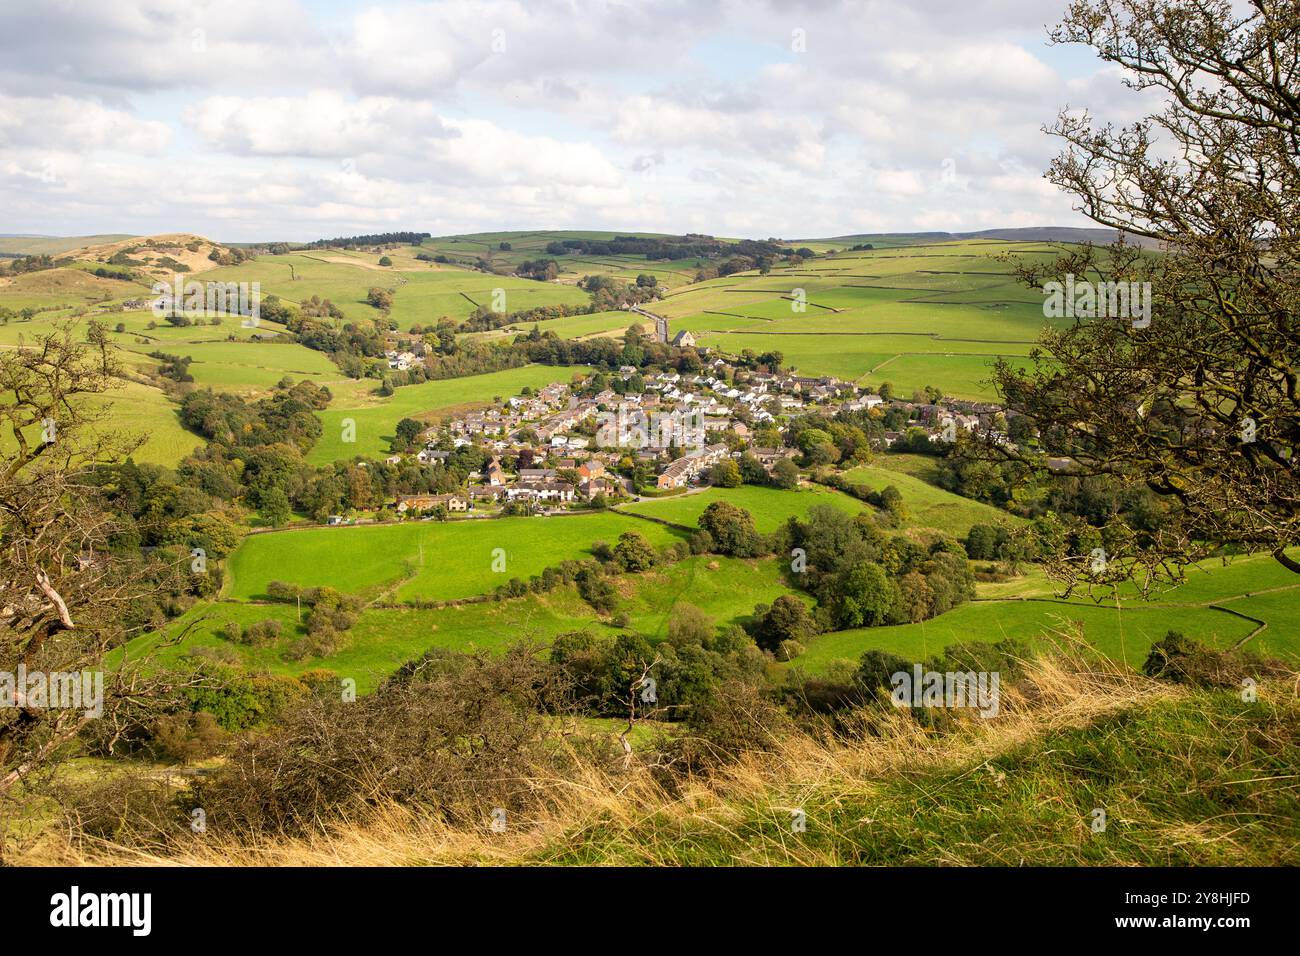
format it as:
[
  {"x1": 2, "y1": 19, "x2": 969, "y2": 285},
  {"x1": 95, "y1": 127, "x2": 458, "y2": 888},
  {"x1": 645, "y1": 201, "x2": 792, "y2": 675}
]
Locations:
[
  {"x1": 419, "y1": 231, "x2": 704, "y2": 290},
  {"x1": 621, "y1": 484, "x2": 868, "y2": 532},
  {"x1": 0, "y1": 234, "x2": 135, "y2": 256},
  {"x1": 0, "y1": 267, "x2": 150, "y2": 311},
  {"x1": 648, "y1": 239, "x2": 1064, "y2": 399},
  {"x1": 792, "y1": 550, "x2": 1300, "y2": 673},
  {"x1": 132, "y1": 553, "x2": 796, "y2": 691},
  {"x1": 226, "y1": 511, "x2": 687, "y2": 604},
  {"x1": 841, "y1": 460, "x2": 1021, "y2": 536},
  {"x1": 86, "y1": 379, "x2": 205, "y2": 466}
]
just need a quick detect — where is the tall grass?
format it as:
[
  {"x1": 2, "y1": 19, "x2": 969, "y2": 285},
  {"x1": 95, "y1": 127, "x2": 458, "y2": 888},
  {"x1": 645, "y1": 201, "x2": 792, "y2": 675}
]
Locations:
[{"x1": 29, "y1": 633, "x2": 1300, "y2": 867}]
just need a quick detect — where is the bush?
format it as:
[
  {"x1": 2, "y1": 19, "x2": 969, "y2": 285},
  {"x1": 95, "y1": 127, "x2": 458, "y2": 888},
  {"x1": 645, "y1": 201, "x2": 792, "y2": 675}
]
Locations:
[
  {"x1": 149, "y1": 711, "x2": 227, "y2": 764},
  {"x1": 244, "y1": 619, "x2": 283, "y2": 647},
  {"x1": 753, "y1": 595, "x2": 817, "y2": 652},
  {"x1": 266, "y1": 580, "x2": 302, "y2": 602},
  {"x1": 612, "y1": 530, "x2": 656, "y2": 572},
  {"x1": 186, "y1": 646, "x2": 566, "y2": 835},
  {"x1": 1142, "y1": 632, "x2": 1280, "y2": 688}
]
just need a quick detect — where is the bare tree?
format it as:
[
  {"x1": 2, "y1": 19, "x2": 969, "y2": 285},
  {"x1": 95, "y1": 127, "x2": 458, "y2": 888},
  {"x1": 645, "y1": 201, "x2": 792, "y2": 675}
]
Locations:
[
  {"x1": 990, "y1": 0, "x2": 1299, "y2": 590},
  {"x1": 0, "y1": 324, "x2": 195, "y2": 820}
]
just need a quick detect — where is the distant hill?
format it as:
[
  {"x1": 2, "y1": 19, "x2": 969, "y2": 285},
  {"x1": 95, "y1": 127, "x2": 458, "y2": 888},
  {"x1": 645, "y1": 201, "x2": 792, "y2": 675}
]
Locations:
[
  {"x1": 65, "y1": 233, "x2": 238, "y2": 278},
  {"x1": 0, "y1": 234, "x2": 135, "y2": 257},
  {"x1": 819, "y1": 226, "x2": 1162, "y2": 248}
]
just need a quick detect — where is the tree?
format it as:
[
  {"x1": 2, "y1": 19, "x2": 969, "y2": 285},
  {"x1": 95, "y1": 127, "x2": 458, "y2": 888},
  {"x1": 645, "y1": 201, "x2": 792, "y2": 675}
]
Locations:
[
  {"x1": 964, "y1": 524, "x2": 1004, "y2": 561},
  {"x1": 770, "y1": 457, "x2": 800, "y2": 489},
  {"x1": 833, "y1": 562, "x2": 896, "y2": 629},
  {"x1": 612, "y1": 530, "x2": 656, "y2": 572},
  {"x1": 877, "y1": 484, "x2": 907, "y2": 522},
  {"x1": 378, "y1": 256, "x2": 393, "y2": 267},
  {"x1": 991, "y1": 0, "x2": 1300, "y2": 589},
  {"x1": 0, "y1": 326, "x2": 196, "y2": 808},
  {"x1": 698, "y1": 501, "x2": 763, "y2": 557},
  {"x1": 708, "y1": 459, "x2": 742, "y2": 488},
  {"x1": 394, "y1": 417, "x2": 423, "y2": 449},
  {"x1": 260, "y1": 486, "x2": 292, "y2": 527},
  {"x1": 754, "y1": 595, "x2": 815, "y2": 652}
]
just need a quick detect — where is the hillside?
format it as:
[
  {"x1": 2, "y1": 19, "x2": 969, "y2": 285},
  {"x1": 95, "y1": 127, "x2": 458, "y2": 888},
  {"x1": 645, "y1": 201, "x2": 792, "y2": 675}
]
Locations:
[
  {"x1": 0, "y1": 233, "x2": 135, "y2": 256},
  {"x1": 47, "y1": 644, "x2": 1300, "y2": 867}
]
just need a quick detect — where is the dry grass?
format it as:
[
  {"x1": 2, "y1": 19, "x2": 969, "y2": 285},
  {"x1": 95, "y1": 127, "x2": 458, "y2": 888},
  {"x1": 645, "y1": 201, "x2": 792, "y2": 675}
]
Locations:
[{"x1": 30, "y1": 631, "x2": 1276, "y2": 868}]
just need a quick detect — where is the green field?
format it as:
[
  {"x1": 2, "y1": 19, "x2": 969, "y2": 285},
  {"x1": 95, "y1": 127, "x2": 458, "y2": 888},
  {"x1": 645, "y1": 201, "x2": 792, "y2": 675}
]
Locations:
[
  {"x1": 793, "y1": 549, "x2": 1300, "y2": 673},
  {"x1": 648, "y1": 239, "x2": 1066, "y2": 399},
  {"x1": 136, "y1": 552, "x2": 797, "y2": 691},
  {"x1": 227, "y1": 512, "x2": 687, "y2": 604},
  {"x1": 841, "y1": 460, "x2": 1021, "y2": 536},
  {"x1": 622, "y1": 484, "x2": 869, "y2": 532}
]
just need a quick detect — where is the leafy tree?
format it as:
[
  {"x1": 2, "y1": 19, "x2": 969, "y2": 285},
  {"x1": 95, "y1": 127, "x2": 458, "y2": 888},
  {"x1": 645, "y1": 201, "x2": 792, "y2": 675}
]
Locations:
[
  {"x1": 771, "y1": 457, "x2": 800, "y2": 489},
  {"x1": 259, "y1": 486, "x2": 292, "y2": 527},
  {"x1": 394, "y1": 417, "x2": 424, "y2": 448},
  {"x1": 612, "y1": 530, "x2": 657, "y2": 572},
  {"x1": 698, "y1": 501, "x2": 763, "y2": 557},
  {"x1": 833, "y1": 562, "x2": 896, "y2": 629},
  {"x1": 708, "y1": 459, "x2": 742, "y2": 488},
  {"x1": 754, "y1": 595, "x2": 816, "y2": 652}
]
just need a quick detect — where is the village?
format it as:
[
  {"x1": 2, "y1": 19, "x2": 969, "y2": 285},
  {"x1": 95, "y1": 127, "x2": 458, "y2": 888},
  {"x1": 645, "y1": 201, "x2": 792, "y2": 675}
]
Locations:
[{"x1": 382, "y1": 341, "x2": 1017, "y2": 520}]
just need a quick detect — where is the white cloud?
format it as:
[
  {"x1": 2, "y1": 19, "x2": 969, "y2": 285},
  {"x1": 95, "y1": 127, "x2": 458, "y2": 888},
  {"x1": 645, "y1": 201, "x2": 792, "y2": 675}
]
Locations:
[
  {"x1": 0, "y1": 0, "x2": 1146, "y2": 239},
  {"x1": 0, "y1": 95, "x2": 171, "y2": 152}
]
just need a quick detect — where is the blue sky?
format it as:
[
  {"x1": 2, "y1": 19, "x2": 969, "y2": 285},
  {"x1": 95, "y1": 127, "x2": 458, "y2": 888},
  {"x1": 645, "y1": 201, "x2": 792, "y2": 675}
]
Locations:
[{"x1": 0, "y1": 0, "x2": 1151, "y2": 241}]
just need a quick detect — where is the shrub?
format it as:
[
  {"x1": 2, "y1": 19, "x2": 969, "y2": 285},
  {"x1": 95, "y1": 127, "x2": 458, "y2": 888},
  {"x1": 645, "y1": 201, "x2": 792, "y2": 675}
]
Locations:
[
  {"x1": 1142, "y1": 632, "x2": 1280, "y2": 688},
  {"x1": 244, "y1": 619, "x2": 283, "y2": 647}
]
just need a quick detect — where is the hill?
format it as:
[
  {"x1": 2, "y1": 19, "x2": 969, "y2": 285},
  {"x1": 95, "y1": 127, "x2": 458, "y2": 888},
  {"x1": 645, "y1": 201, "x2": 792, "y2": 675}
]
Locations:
[{"x1": 0, "y1": 233, "x2": 135, "y2": 256}]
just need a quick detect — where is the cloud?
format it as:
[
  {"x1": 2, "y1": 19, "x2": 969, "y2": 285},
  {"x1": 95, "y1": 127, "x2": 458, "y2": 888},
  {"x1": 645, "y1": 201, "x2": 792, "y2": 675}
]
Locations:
[
  {"x1": 0, "y1": 0, "x2": 1137, "y2": 239},
  {"x1": 0, "y1": 95, "x2": 171, "y2": 152}
]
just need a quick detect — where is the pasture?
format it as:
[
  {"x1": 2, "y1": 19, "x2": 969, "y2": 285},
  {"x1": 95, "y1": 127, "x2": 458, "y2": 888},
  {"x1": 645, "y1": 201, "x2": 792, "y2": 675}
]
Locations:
[
  {"x1": 840, "y1": 460, "x2": 1021, "y2": 536},
  {"x1": 650, "y1": 239, "x2": 1066, "y2": 399},
  {"x1": 226, "y1": 511, "x2": 686, "y2": 604},
  {"x1": 131, "y1": 554, "x2": 798, "y2": 691},
  {"x1": 621, "y1": 484, "x2": 869, "y2": 532}
]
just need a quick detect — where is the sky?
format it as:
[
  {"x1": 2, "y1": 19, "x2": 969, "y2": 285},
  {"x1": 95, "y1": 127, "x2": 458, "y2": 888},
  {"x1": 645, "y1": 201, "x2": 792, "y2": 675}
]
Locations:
[{"x1": 0, "y1": 0, "x2": 1156, "y2": 242}]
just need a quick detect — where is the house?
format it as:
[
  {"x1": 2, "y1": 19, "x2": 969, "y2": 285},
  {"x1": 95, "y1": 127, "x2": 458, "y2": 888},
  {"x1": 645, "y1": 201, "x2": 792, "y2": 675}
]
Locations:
[
  {"x1": 656, "y1": 442, "x2": 729, "y2": 489},
  {"x1": 395, "y1": 494, "x2": 470, "y2": 514},
  {"x1": 671, "y1": 330, "x2": 696, "y2": 348},
  {"x1": 581, "y1": 477, "x2": 618, "y2": 498},
  {"x1": 505, "y1": 481, "x2": 575, "y2": 503},
  {"x1": 750, "y1": 446, "x2": 798, "y2": 471},
  {"x1": 577, "y1": 460, "x2": 606, "y2": 481},
  {"x1": 656, "y1": 457, "x2": 694, "y2": 490},
  {"x1": 518, "y1": 468, "x2": 559, "y2": 484},
  {"x1": 485, "y1": 457, "x2": 507, "y2": 486}
]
